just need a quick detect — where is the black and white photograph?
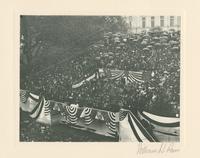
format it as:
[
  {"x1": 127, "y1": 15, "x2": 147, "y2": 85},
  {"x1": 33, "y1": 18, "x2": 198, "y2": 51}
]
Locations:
[{"x1": 20, "y1": 15, "x2": 181, "y2": 142}]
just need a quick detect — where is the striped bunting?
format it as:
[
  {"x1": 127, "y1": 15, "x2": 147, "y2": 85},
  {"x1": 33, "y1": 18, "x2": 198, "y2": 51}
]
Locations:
[
  {"x1": 119, "y1": 113, "x2": 137, "y2": 142},
  {"x1": 137, "y1": 111, "x2": 180, "y2": 127},
  {"x1": 80, "y1": 108, "x2": 95, "y2": 125},
  {"x1": 127, "y1": 71, "x2": 144, "y2": 84},
  {"x1": 20, "y1": 90, "x2": 27, "y2": 103},
  {"x1": 128, "y1": 113, "x2": 149, "y2": 142},
  {"x1": 100, "y1": 69, "x2": 150, "y2": 84},
  {"x1": 20, "y1": 91, "x2": 42, "y2": 113},
  {"x1": 142, "y1": 111, "x2": 180, "y2": 124},
  {"x1": 116, "y1": 73, "x2": 125, "y2": 81},
  {"x1": 137, "y1": 111, "x2": 179, "y2": 141},
  {"x1": 84, "y1": 108, "x2": 93, "y2": 125},
  {"x1": 119, "y1": 110, "x2": 128, "y2": 121},
  {"x1": 107, "y1": 69, "x2": 147, "y2": 84},
  {"x1": 35, "y1": 98, "x2": 52, "y2": 125},
  {"x1": 44, "y1": 100, "x2": 51, "y2": 116},
  {"x1": 128, "y1": 111, "x2": 157, "y2": 142},
  {"x1": 29, "y1": 92, "x2": 40, "y2": 101},
  {"x1": 29, "y1": 97, "x2": 44, "y2": 120},
  {"x1": 107, "y1": 112, "x2": 118, "y2": 134},
  {"x1": 65, "y1": 106, "x2": 78, "y2": 124},
  {"x1": 110, "y1": 70, "x2": 124, "y2": 80}
]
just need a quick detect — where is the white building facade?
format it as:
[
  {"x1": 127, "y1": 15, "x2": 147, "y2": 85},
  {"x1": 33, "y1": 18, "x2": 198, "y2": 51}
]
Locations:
[{"x1": 125, "y1": 16, "x2": 181, "y2": 33}]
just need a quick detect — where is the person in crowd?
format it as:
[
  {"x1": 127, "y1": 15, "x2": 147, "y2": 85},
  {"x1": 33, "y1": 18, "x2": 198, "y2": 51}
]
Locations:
[{"x1": 22, "y1": 29, "x2": 180, "y2": 115}]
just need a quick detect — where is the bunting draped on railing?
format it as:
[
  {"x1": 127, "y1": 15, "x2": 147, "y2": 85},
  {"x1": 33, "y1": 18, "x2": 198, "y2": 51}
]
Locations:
[
  {"x1": 119, "y1": 109, "x2": 157, "y2": 142},
  {"x1": 20, "y1": 90, "x2": 119, "y2": 138},
  {"x1": 109, "y1": 70, "x2": 125, "y2": 80},
  {"x1": 98, "y1": 68, "x2": 151, "y2": 84},
  {"x1": 80, "y1": 108, "x2": 96, "y2": 125},
  {"x1": 20, "y1": 90, "x2": 51, "y2": 125},
  {"x1": 20, "y1": 90, "x2": 179, "y2": 142},
  {"x1": 51, "y1": 102, "x2": 119, "y2": 137},
  {"x1": 127, "y1": 71, "x2": 144, "y2": 83},
  {"x1": 137, "y1": 111, "x2": 180, "y2": 142},
  {"x1": 71, "y1": 69, "x2": 151, "y2": 89},
  {"x1": 107, "y1": 112, "x2": 119, "y2": 135},
  {"x1": 65, "y1": 105, "x2": 78, "y2": 124},
  {"x1": 20, "y1": 90, "x2": 41, "y2": 113}
]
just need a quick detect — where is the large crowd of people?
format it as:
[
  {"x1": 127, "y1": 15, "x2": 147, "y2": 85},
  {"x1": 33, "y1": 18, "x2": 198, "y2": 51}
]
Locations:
[{"x1": 21, "y1": 28, "x2": 180, "y2": 116}]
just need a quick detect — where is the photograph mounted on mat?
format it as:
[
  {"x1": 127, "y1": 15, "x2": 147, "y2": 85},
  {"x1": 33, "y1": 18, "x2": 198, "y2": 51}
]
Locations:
[{"x1": 20, "y1": 15, "x2": 181, "y2": 142}]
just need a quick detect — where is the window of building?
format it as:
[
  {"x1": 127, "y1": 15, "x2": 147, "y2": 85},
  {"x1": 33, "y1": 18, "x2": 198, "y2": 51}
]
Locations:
[
  {"x1": 151, "y1": 16, "x2": 155, "y2": 27},
  {"x1": 170, "y1": 16, "x2": 174, "y2": 27},
  {"x1": 142, "y1": 17, "x2": 146, "y2": 28},
  {"x1": 177, "y1": 16, "x2": 181, "y2": 27},
  {"x1": 160, "y1": 16, "x2": 164, "y2": 27}
]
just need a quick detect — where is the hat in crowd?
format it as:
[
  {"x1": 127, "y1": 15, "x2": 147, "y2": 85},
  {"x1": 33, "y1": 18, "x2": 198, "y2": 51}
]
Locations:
[
  {"x1": 155, "y1": 43, "x2": 161, "y2": 47},
  {"x1": 123, "y1": 38, "x2": 127, "y2": 42},
  {"x1": 143, "y1": 48, "x2": 150, "y2": 51},
  {"x1": 153, "y1": 37, "x2": 159, "y2": 40},
  {"x1": 95, "y1": 57, "x2": 101, "y2": 60},
  {"x1": 141, "y1": 41, "x2": 148, "y2": 45},
  {"x1": 171, "y1": 46, "x2": 179, "y2": 51},
  {"x1": 108, "y1": 52, "x2": 113, "y2": 55},
  {"x1": 147, "y1": 45, "x2": 153, "y2": 49}
]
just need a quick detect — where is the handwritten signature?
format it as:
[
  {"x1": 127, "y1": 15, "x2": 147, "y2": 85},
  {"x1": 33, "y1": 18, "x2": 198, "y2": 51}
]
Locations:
[{"x1": 137, "y1": 143, "x2": 180, "y2": 155}]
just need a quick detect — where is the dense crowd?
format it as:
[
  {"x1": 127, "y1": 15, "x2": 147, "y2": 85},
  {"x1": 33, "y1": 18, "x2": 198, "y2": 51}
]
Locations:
[{"x1": 21, "y1": 28, "x2": 180, "y2": 116}]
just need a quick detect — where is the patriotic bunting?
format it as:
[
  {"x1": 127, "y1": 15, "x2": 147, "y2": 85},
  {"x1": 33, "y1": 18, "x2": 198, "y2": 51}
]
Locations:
[
  {"x1": 44, "y1": 100, "x2": 51, "y2": 116},
  {"x1": 137, "y1": 111, "x2": 180, "y2": 141},
  {"x1": 20, "y1": 90, "x2": 179, "y2": 141},
  {"x1": 119, "y1": 109, "x2": 157, "y2": 142},
  {"x1": 101, "y1": 111, "x2": 118, "y2": 135},
  {"x1": 29, "y1": 93, "x2": 40, "y2": 100},
  {"x1": 110, "y1": 70, "x2": 124, "y2": 80},
  {"x1": 29, "y1": 97, "x2": 44, "y2": 119},
  {"x1": 107, "y1": 112, "x2": 118, "y2": 134},
  {"x1": 127, "y1": 71, "x2": 144, "y2": 83},
  {"x1": 119, "y1": 109, "x2": 128, "y2": 121},
  {"x1": 36, "y1": 98, "x2": 52, "y2": 125},
  {"x1": 99, "y1": 69, "x2": 151, "y2": 85},
  {"x1": 20, "y1": 91, "x2": 41, "y2": 113},
  {"x1": 139, "y1": 111, "x2": 180, "y2": 125},
  {"x1": 80, "y1": 107, "x2": 96, "y2": 125},
  {"x1": 65, "y1": 106, "x2": 78, "y2": 124},
  {"x1": 71, "y1": 69, "x2": 152, "y2": 89},
  {"x1": 20, "y1": 90, "x2": 28, "y2": 103}
]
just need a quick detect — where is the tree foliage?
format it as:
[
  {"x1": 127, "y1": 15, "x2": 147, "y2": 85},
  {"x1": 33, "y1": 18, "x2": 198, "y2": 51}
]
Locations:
[{"x1": 20, "y1": 16, "x2": 129, "y2": 76}]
